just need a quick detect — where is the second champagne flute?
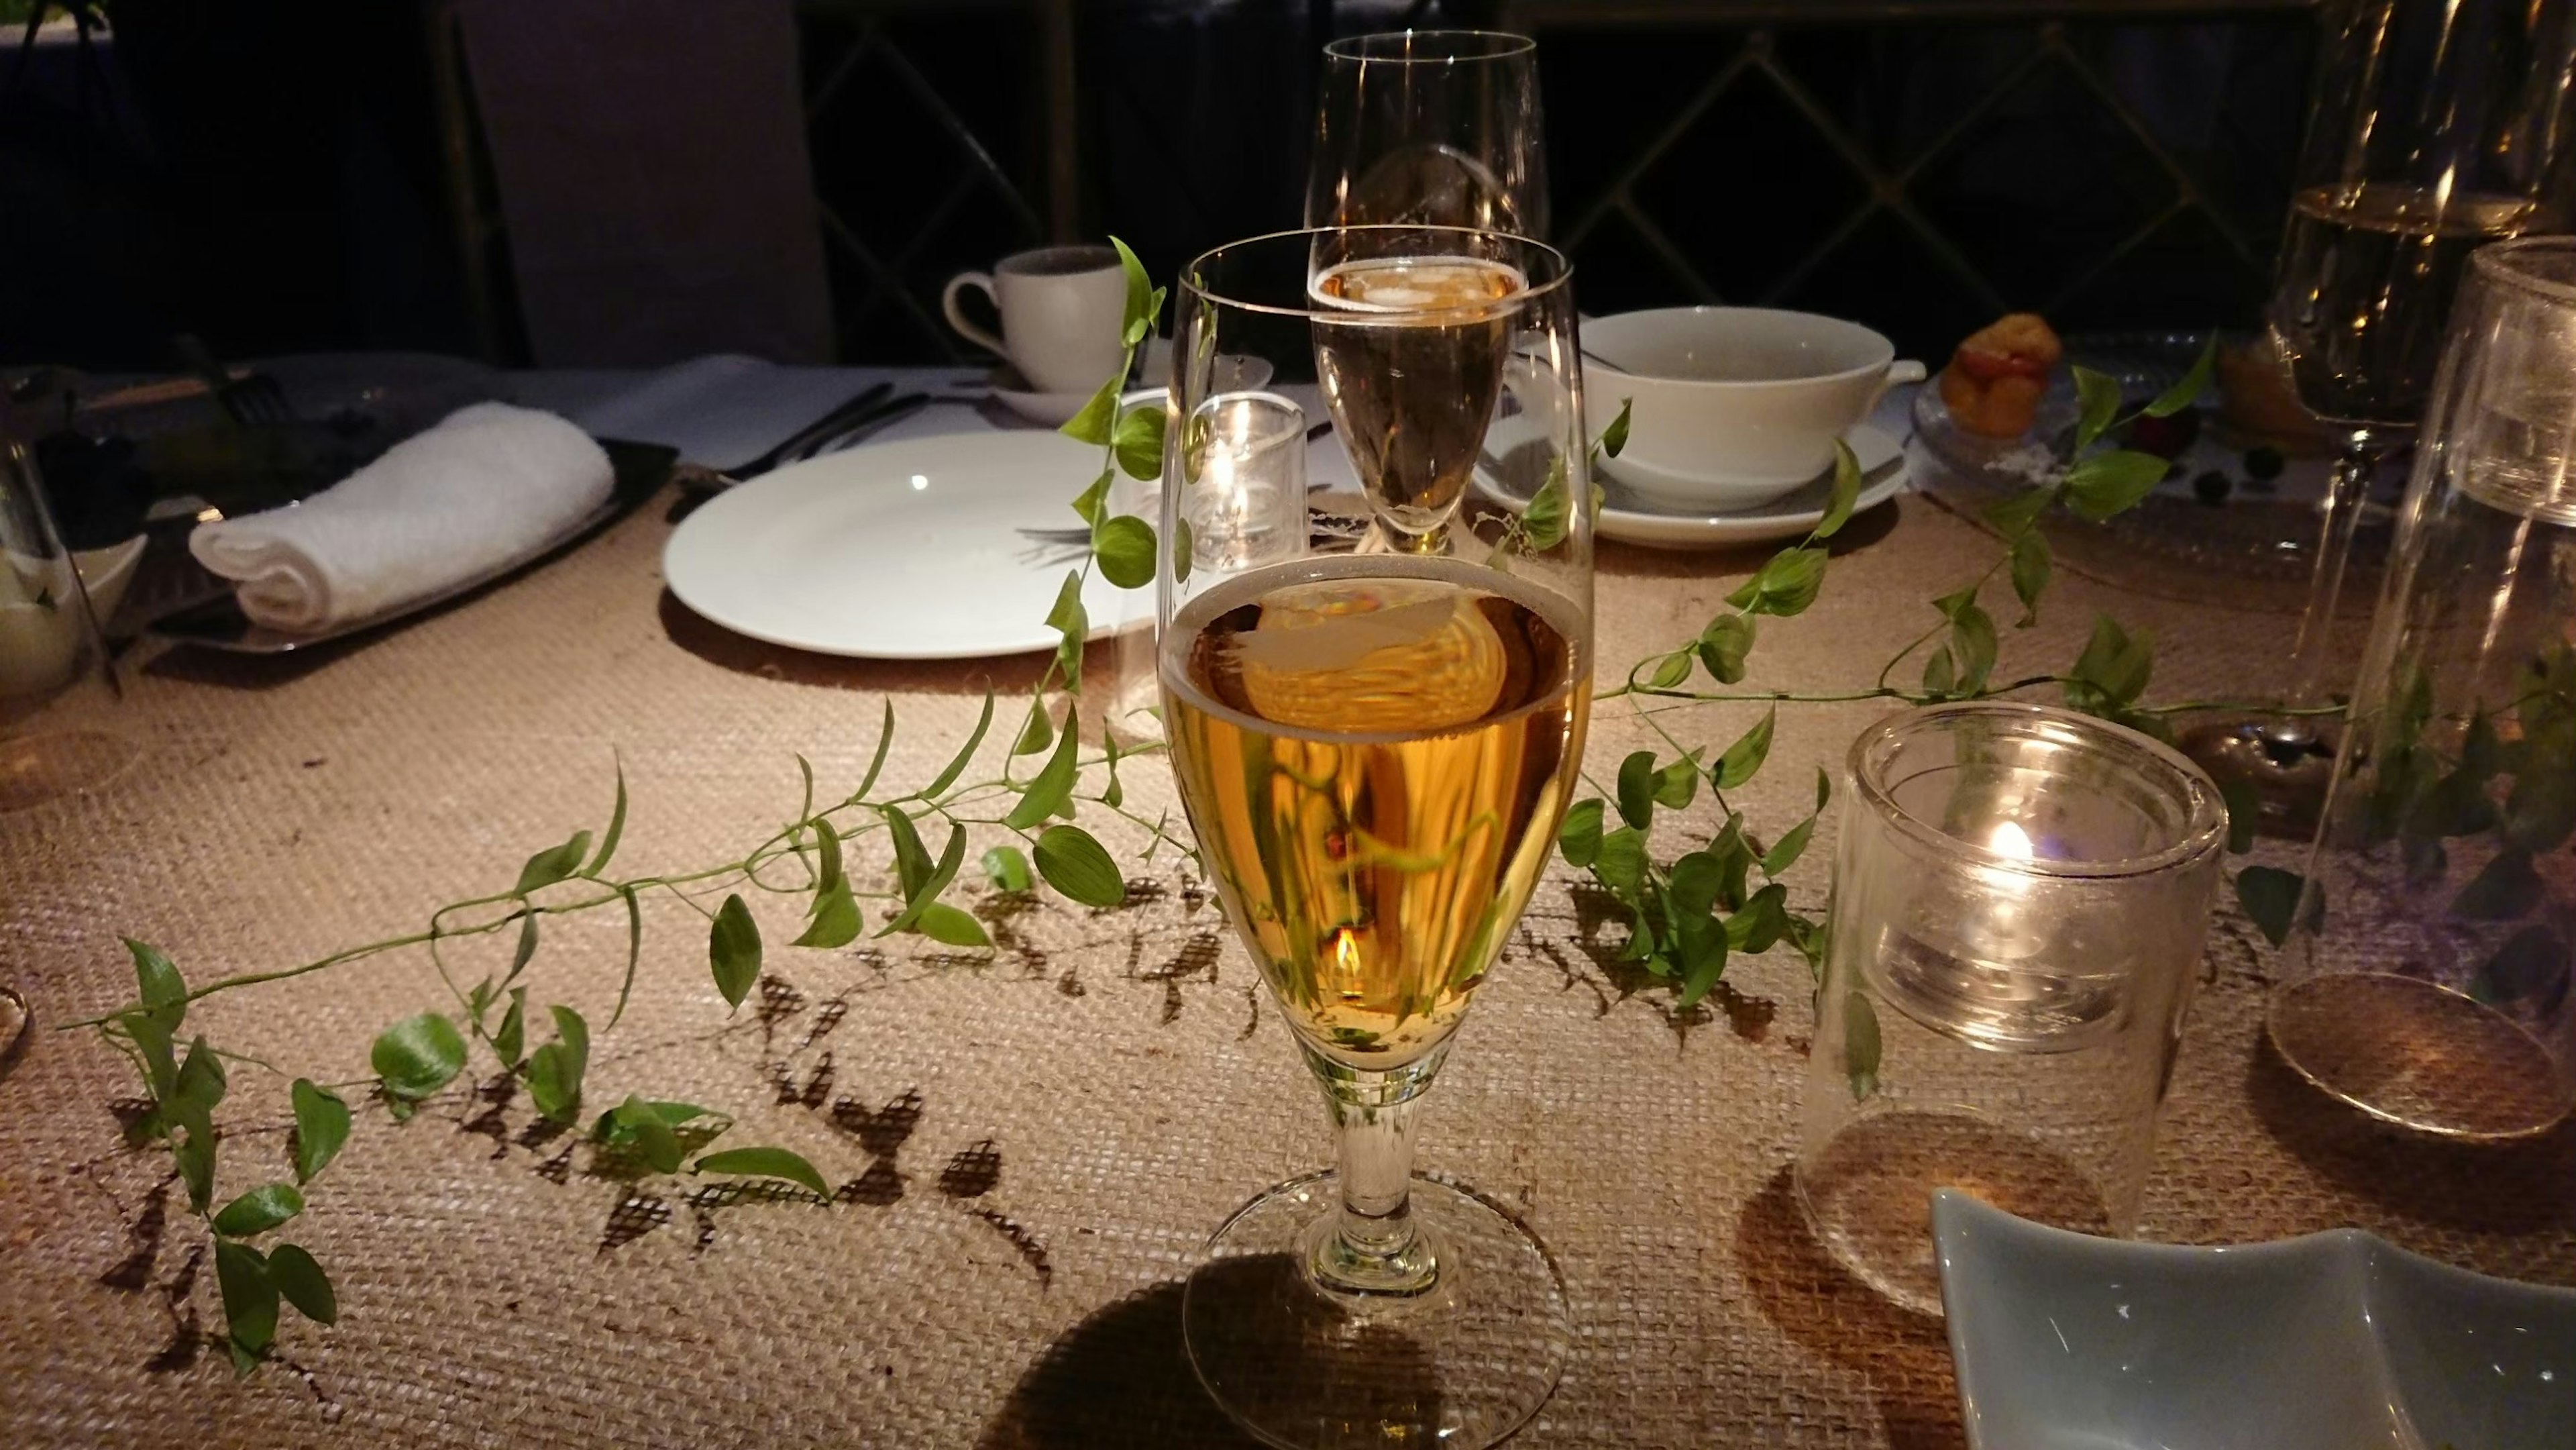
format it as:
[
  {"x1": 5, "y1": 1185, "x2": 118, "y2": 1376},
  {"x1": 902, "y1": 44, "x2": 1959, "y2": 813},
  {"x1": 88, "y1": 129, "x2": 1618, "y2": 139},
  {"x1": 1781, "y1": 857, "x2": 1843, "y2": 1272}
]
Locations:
[
  {"x1": 1159, "y1": 225, "x2": 1591, "y2": 1449},
  {"x1": 1305, "y1": 30, "x2": 1550, "y2": 237}
]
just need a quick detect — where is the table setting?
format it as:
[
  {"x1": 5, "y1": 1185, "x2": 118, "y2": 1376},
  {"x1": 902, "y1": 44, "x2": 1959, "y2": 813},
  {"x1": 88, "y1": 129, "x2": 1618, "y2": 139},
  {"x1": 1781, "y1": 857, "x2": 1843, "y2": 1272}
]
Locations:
[{"x1": 4, "y1": 11, "x2": 2575, "y2": 1450}]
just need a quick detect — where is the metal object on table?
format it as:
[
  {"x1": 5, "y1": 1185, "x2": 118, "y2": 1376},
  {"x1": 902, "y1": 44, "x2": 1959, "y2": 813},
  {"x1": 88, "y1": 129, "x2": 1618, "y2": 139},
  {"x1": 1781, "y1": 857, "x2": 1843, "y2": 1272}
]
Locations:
[
  {"x1": 172, "y1": 335, "x2": 294, "y2": 427},
  {"x1": 676, "y1": 389, "x2": 937, "y2": 496},
  {"x1": 731, "y1": 380, "x2": 893, "y2": 477}
]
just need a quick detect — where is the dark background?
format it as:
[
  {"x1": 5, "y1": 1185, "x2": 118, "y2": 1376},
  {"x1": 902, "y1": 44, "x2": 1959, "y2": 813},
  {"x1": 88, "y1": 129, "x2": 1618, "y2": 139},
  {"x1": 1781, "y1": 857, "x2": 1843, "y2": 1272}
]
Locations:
[{"x1": 0, "y1": 0, "x2": 2315, "y2": 370}]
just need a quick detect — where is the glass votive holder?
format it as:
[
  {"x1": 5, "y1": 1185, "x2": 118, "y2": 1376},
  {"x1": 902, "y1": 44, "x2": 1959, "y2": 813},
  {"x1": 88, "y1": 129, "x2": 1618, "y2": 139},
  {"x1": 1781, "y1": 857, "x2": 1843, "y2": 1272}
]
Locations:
[
  {"x1": 1795, "y1": 702, "x2": 2228, "y2": 1316},
  {"x1": 1179, "y1": 389, "x2": 1307, "y2": 575}
]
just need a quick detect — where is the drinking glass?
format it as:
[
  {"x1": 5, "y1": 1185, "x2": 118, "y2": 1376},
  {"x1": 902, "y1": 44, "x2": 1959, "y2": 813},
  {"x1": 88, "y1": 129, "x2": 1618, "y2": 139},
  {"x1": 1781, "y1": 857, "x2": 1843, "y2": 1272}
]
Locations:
[
  {"x1": 2269, "y1": 238, "x2": 2576, "y2": 1140},
  {"x1": 1797, "y1": 703, "x2": 2227, "y2": 1316},
  {"x1": 1159, "y1": 226, "x2": 1591, "y2": 1448},
  {"x1": 2183, "y1": 0, "x2": 2576, "y2": 831},
  {"x1": 1, "y1": 376, "x2": 131, "y2": 812},
  {"x1": 1306, "y1": 31, "x2": 1549, "y2": 238}
]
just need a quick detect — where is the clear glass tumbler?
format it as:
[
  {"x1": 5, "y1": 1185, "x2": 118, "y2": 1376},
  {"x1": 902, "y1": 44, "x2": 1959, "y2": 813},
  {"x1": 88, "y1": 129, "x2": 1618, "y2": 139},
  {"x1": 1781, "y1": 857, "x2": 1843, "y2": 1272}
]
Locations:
[
  {"x1": 1797, "y1": 702, "x2": 2229, "y2": 1316},
  {"x1": 2270, "y1": 237, "x2": 2576, "y2": 1141},
  {"x1": 1, "y1": 375, "x2": 130, "y2": 811}
]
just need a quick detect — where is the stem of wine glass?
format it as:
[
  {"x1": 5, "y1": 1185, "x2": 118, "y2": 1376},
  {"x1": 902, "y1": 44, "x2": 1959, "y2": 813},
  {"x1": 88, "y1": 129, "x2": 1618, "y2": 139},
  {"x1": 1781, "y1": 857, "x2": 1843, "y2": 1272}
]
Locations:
[
  {"x1": 2263, "y1": 427, "x2": 2394, "y2": 756},
  {"x1": 1302, "y1": 1041, "x2": 1448, "y2": 1299}
]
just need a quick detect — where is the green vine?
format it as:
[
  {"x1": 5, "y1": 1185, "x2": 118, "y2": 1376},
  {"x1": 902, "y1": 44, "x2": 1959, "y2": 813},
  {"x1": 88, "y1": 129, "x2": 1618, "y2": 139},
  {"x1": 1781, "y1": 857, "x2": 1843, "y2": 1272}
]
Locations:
[{"x1": 80, "y1": 259, "x2": 2272, "y2": 1376}]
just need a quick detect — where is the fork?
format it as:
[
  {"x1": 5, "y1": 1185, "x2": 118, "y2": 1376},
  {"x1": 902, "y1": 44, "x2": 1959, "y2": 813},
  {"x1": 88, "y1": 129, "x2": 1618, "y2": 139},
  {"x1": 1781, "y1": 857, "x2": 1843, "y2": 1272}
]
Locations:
[{"x1": 173, "y1": 334, "x2": 293, "y2": 426}]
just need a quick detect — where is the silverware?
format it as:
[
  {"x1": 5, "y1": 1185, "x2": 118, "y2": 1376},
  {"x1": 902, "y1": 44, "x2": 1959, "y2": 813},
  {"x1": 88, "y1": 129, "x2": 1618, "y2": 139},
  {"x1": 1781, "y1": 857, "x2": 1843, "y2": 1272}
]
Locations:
[
  {"x1": 785, "y1": 391, "x2": 930, "y2": 464},
  {"x1": 173, "y1": 334, "x2": 293, "y2": 426},
  {"x1": 734, "y1": 380, "x2": 894, "y2": 476}
]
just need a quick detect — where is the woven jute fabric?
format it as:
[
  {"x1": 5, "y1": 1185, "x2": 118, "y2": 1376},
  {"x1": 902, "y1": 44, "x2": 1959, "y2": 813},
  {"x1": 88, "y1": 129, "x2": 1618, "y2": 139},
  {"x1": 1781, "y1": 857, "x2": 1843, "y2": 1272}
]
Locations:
[{"x1": 3, "y1": 469, "x2": 2569, "y2": 1448}]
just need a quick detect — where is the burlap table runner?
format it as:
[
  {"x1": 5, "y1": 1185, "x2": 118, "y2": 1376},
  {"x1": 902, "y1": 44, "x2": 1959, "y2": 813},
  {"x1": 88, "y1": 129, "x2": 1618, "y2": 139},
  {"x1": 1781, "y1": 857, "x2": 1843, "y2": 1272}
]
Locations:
[{"x1": 3, "y1": 465, "x2": 2569, "y2": 1447}]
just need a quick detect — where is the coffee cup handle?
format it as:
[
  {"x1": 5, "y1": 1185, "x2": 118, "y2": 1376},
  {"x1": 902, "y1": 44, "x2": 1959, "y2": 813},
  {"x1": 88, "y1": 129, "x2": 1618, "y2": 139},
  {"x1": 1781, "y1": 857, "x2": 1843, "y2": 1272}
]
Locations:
[
  {"x1": 1870, "y1": 358, "x2": 1929, "y2": 408},
  {"x1": 941, "y1": 272, "x2": 1008, "y2": 358}
]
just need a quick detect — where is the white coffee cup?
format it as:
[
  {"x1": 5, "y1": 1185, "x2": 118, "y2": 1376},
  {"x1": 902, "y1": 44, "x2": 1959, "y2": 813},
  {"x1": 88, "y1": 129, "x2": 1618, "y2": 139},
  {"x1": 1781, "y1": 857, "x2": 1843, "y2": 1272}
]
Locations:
[
  {"x1": 1582, "y1": 307, "x2": 1925, "y2": 511},
  {"x1": 941, "y1": 245, "x2": 1129, "y2": 395}
]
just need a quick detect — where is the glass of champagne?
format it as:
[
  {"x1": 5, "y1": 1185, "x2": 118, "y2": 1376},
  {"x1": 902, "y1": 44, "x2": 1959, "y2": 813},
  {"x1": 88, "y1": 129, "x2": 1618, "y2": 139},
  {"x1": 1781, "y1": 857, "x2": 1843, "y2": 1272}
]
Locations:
[
  {"x1": 2183, "y1": 0, "x2": 2574, "y2": 830},
  {"x1": 1306, "y1": 30, "x2": 1549, "y2": 237},
  {"x1": 1159, "y1": 225, "x2": 1591, "y2": 1449}
]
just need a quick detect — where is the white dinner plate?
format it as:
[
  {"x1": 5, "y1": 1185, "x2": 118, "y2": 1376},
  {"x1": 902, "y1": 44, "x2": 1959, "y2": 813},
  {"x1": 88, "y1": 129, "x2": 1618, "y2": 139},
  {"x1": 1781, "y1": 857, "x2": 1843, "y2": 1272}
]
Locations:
[
  {"x1": 1593, "y1": 421, "x2": 1909, "y2": 549},
  {"x1": 663, "y1": 431, "x2": 1128, "y2": 659}
]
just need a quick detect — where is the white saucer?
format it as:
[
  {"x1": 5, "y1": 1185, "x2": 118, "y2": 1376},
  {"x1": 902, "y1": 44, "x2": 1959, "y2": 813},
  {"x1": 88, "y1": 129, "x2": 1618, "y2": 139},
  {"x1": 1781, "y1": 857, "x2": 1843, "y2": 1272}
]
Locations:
[
  {"x1": 988, "y1": 366, "x2": 1095, "y2": 427},
  {"x1": 663, "y1": 431, "x2": 1128, "y2": 659},
  {"x1": 1595, "y1": 421, "x2": 1907, "y2": 548}
]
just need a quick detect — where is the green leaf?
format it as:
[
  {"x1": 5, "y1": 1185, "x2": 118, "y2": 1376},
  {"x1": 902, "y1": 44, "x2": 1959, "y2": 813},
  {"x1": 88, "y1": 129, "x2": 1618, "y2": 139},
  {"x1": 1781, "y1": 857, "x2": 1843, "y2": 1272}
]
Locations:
[
  {"x1": 880, "y1": 825, "x2": 969, "y2": 938},
  {"x1": 127, "y1": 939, "x2": 186, "y2": 1021},
  {"x1": 1013, "y1": 698, "x2": 1055, "y2": 756},
  {"x1": 290, "y1": 1079, "x2": 350, "y2": 1184},
  {"x1": 1113, "y1": 406, "x2": 1167, "y2": 482},
  {"x1": 586, "y1": 762, "x2": 627, "y2": 876},
  {"x1": 2008, "y1": 529, "x2": 2051, "y2": 627},
  {"x1": 2063, "y1": 450, "x2": 2169, "y2": 522},
  {"x1": 1762, "y1": 817, "x2": 1817, "y2": 876},
  {"x1": 1095, "y1": 515, "x2": 1157, "y2": 589},
  {"x1": 121, "y1": 1007, "x2": 179, "y2": 1103},
  {"x1": 1654, "y1": 756, "x2": 1701, "y2": 810},
  {"x1": 371, "y1": 1013, "x2": 467, "y2": 1103},
  {"x1": 1843, "y1": 992, "x2": 1882, "y2": 1101},
  {"x1": 1071, "y1": 468, "x2": 1112, "y2": 529},
  {"x1": 610, "y1": 884, "x2": 643, "y2": 1029},
  {"x1": 506, "y1": 907, "x2": 539, "y2": 984},
  {"x1": 1725, "y1": 547, "x2": 1827, "y2": 617},
  {"x1": 171, "y1": 1108, "x2": 216, "y2": 1212},
  {"x1": 1697, "y1": 613, "x2": 1756, "y2": 684},
  {"x1": 1596, "y1": 397, "x2": 1632, "y2": 459},
  {"x1": 692, "y1": 1145, "x2": 830, "y2": 1198},
  {"x1": 1557, "y1": 798, "x2": 1606, "y2": 868},
  {"x1": 1725, "y1": 882, "x2": 1791, "y2": 953},
  {"x1": 2475, "y1": 925, "x2": 2570, "y2": 1011},
  {"x1": 1059, "y1": 376, "x2": 1120, "y2": 447},
  {"x1": 515, "y1": 830, "x2": 593, "y2": 896},
  {"x1": 1173, "y1": 517, "x2": 1193, "y2": 582},
  {"x1": 1950, "y1": 602, "x2": 1998, "y2": 694},
  {"x1": 1647, "y1": 651, "x2": 1692, "y2": 690},
  {"x1": 853, "y1": 699, "x2": 895, "y2": 800},
  {"x1": 267, "y1": 1244, "x2": 336, "y2": 1325},
  {"x1": 794, "y1": 878, "x2": 862, "y2": 949},
  {"x1": 1521, "y1": 458, "x2": 1572, "y2": 552},
  {"x1": 882, "y1": 805, "x2": 932, "y2": 897},
  {"x1": 1034, "y1": 825, "x2": 1125, "y2": 908},
  {"x1": 1815, "y1": 439, "x2": 1862, "y2": 539},
  {"x1": 592, "y1": 1098, "x2": 714, "y2": 1139},
  {"x1": 1592, "y1": 827, "x2": 1647, "y2": 896},
  {"x1": 2504, "y1": 767, "x2": 2576, "y2": 853},
  {"x1": 1983, "y1": 488, "x2": 2053, "y2": 535},
  {"x1": 916, "y1": 902, "x2": 994, "y2": 948},
  {"x1": 709, "y1": 895, "x2": 761, "y2": 1008},
  {"x1": 1675, "y1": 913, "x2": 1729, "y2": 1008},
  {"x1": 2219, "y1": 778, "x2": 2260, "y2": 854},
  {"x1": 612, "y1": 1094, "x2": 687, "y2": 1174},
  {"x1": 922, "y1": 694, "x2": 996, "y2": 800},
  {"x1": 1008, "y1": 717, "x2": 1083, "y2": 829},
  {"x1": 1044, "y1": 568, "x2": 1088, "y2": 692},
  {"x1": 2072, "y1": 365, "x2": 2123, "y2": 454},
  {"x1": 172, "y1": 1035, "x2": 227, "y2": 1115},
  {"x1": 2069, "y1": 615, "x2": 2153, "y2": 710},
  {"x1": 1615, "y1": 750, "x2": 1658, "y2": 831},
  {"x1": 2454, "y1": 848, "x2": 2544, "y2": 921},
  {"x1": 523, "y1": 1006, "x2": 589, "y2": 1122},
  {"x1": 1668, "y1": 851, "x2": 1725, "y2": 917},
  {"x1": 1112, "y1": 234, "x2": 1157, "y2": 335},
  {"x1": 1919, "y1": 643, "x2": 1957, "y2": 699},
  {"x1": 1715, "y1": 707, "x2": 1776, "y2": 789},
  {"x1": 2235, "y1": 866, "x2": 2309, "y2": 947},
  {"x1": 212, "y1": 1182, "x2": 304, "y2": 1238},
  {"x1": 2142, "y1": 335, "x2": 2217, "y2": 418},
  {"x1": 214, "y1": 1241, "x2": 278, "y2": 1365},
  {"x1": 983, "y1": 845, "x2": 1034, "y2": 892}
]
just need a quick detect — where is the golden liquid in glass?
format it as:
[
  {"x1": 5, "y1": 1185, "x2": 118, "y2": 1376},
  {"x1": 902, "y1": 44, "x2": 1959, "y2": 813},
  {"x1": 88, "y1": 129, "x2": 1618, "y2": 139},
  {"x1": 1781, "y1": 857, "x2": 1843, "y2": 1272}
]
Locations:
[
  {"x1": 1310, "y1": 256, "x2": 1523, "y2": 540},
  {"x1": 1162, "y1": 557, "x2": 1589, "y2": 1067}
]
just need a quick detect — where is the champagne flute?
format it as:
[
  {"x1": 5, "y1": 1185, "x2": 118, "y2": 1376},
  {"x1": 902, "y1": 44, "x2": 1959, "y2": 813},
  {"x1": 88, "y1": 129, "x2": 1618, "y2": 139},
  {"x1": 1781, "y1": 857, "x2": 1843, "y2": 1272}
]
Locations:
[
  {"x1": 1160, "y1": 225, "x2": 1590, "y2": 1449},
  {"x1": 1306, "y1": 30, "x2": 1549, "y2": 237},
  {"x1": 2183, "y1": 0, "x2": 2574, "y2": 831}
]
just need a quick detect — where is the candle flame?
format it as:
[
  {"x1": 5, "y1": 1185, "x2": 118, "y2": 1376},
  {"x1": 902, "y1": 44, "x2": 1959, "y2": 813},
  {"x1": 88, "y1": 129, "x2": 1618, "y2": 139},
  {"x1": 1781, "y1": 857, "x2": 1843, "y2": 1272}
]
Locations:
[{"x1": 1987, "y1": 821, "x2": 2035, "y2": 860}]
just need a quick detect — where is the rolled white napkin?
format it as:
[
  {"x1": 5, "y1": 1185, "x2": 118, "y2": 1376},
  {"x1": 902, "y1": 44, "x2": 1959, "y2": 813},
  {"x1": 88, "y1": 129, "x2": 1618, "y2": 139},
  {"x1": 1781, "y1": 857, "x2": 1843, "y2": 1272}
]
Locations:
[{"x1": 190, "y1": 402, "x2": 613, "y2": 633}]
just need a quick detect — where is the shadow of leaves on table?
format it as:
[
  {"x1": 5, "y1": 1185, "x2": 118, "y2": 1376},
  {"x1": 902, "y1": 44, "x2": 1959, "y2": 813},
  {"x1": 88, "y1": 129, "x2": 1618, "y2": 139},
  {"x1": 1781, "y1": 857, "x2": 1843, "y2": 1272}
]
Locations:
[{"x1": 1735, "y1": 1165, "x2": 1966, "y2": 1450}]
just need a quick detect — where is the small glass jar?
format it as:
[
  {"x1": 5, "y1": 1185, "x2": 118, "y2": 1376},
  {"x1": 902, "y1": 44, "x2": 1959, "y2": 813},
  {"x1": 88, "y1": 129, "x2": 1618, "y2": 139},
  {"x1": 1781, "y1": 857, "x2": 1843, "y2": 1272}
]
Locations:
[
  {"x1": 2270, "y1": 238, "x2": 2576, "y2": 1141},
  {"x1": 1796, "y1": 702, "x2": 2227, "y2": 1315}
]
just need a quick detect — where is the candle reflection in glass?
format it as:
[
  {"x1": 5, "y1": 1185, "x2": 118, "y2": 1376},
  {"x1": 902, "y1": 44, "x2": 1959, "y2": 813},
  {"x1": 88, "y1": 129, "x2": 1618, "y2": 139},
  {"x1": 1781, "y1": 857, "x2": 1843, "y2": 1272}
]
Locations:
[{"x1": 1796, "y1": 703, "x2": 2228, "y2": 1316}]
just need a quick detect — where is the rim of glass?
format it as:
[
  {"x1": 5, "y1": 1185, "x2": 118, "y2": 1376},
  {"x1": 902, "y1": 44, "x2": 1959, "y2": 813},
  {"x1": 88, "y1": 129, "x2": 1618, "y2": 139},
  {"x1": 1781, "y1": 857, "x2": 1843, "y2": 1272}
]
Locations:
[
  {"x1": 1323, "y1": 30, "x2": 1536, "y2": 63},
  {"x1": 1179, "y1": 225, "x2": 1573, "y2": 320},
  {"x1": 1848, "y1": 701, "x2": 2227, "y2": 880},
  {"x1": 2472, "y1": 236, "x2": 2576, "y2": 303}
]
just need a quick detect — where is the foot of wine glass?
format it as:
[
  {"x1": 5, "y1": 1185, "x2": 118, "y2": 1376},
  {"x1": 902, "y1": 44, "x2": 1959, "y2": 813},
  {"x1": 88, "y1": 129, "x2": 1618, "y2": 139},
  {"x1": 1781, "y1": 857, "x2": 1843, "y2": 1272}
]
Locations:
[
  {"x1": 2180, "y1": 428, "x2": 2396, "y2": 839},
  {"x1": 1183, "y1": 1044, "x2": 1570, "y2": 1450}
]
